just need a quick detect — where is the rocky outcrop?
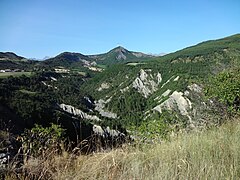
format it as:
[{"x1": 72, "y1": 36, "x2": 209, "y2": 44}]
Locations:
[
  {"x1": 93, "y1": 125, "x2": 105, "y2": 136},
  {"x1": 188, "y1": 83, "x2": 202, "y2": 93},
  {"x1": 98, "y1": 83, "x2": 110, "y2": 91},
  {"x1": 112, "y1": 46, "x2": 127, "y2": 60},
  {"x1": 116, "y1": 52, "x2": 127, "y2": 60},
  {"x1": 161, "y1": 76, "x2": 174, "y2": 88},
  {"x1": 94, "y1": 99, "x2": 117, "y2": 119},
  {"x1": 120, "y1": 86, "x2": 130, "y2": 93},
  {"x1": 173, "y1": 76, "x2": 180, "y2": 81},
  {"x1": 133, "y1": 69, "x2": 162, "y2": 98},
  {"x1": 162, "y1": 89, "x2": 172, "y2": 97},
  {"x1": 153, "y1": 91, "x2": 192, "y2": 119},
  {"x1": 89, "y1": 124, "x2": 129, "y2": 152},
  {"x1": 92, "y1": 125, "x2": 124, "y2": 139},
  {"x1": 59, "y1": 104, "x2": 101, "y2": 121},
  {"x1": 155, "y1": 89, "x2": 172, "y2": 102}
]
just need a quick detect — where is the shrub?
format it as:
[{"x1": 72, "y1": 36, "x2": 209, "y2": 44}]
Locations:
[
  {"x1": 21, "y1": 123, "x2": 65, "y2": 157},
  {"x1": 129, "y1": 110, "x2": 183, "y2": 143},
  {"x1": 206, "y1": 68, "x2": 240, "y2": 114}
]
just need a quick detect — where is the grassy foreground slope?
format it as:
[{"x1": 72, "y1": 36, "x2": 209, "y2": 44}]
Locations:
[{"x1": 9, "y1": 117, "x2": 240, "y2": 179}]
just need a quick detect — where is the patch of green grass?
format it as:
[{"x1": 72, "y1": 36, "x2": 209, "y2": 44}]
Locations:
[
  {"x1": 97, "y1": 64, "x2": 107, "y2": 69},
  {"x1": 0, "y1": 71, "x2": 32, "y2": 78}
]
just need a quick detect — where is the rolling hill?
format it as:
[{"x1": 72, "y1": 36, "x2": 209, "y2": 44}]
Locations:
[
  {"x1": 42, "y1": 52, "x2": 96, "y2": 67},
  {"x1": 0, "y1": 52, "x2": 36, "y2": 70},
  {"x1": 0, "y1": 52, "x2": 25, "y2": 61},
  {"x1": 89, "y1": 46, "x2": 154, "y2": 65},
  {"x1": 39, "y1": 46, "x2": 154, "y2": 68}
]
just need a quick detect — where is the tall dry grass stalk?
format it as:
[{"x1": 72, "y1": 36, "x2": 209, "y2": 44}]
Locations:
[{"x1": 6, "y1": 118, "x2": 240, "y2": 179}]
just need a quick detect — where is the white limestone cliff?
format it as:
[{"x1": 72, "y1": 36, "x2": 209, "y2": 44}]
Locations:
[
  {"x1": 59, "y1": 104, "x2": 101, "y2": 121},
  {"x1": 132, "y1": 69, "x2": 162, "y2": 98}
]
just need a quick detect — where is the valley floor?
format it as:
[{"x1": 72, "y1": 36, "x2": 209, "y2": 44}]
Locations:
[{"x1": 6, "y1": 117, "x2": 240, "y2": 180}]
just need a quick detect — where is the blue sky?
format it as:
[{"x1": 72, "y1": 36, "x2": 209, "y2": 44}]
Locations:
[{"x1": 0, "y1": 0, "x2": 239, "y2": 59}]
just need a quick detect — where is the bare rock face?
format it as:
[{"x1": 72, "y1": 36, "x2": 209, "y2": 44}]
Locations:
[
  {"x1": 133, "y1": 69, "x2": 162, "y2": 98},
  {"x1": 153, "y1": 91, "x2": 192, "y2": 118},
  {"x1": 162, "y1": 89, "x2": 172, "y2": 97},
  {"x1": 188, "y1": 83, "x2": 202, "y2": 93},
  {"x1": 59, "y1": 104, "x2": 101, "y2": 121},
  {"x1": 114, "y1": 46, "x2": 127, "y2": 54},
  {"x1": 98, "y1": 83, "x2": 110, "y2": 91},
  {"x1": 114, "y1": 47, "x2": 127, "y2": 60},
  {"x1": 120, "y1": 86, "x2": 129, "y2": 93},
  {"x1": 92, "y1": 125, "x2": 128, "y2": 149},
  {"x1": 155, "y1": 89, "x2": 172, "y2": 102},
  {"x1": 93, "y1": 125, "x2": 105, "y2": 136},
  {"x1": 92, "y1": 125, "x2": 123, "y2": 138},
  {"x1": 94, "y1": 99, "x2": 117, "y2": 119},
  {"x1": 116, "y1": 52, "x2": 127, "y2": 60},
  {"x1": 173, "y1": 76, "x2": 180, "y2": 81}
]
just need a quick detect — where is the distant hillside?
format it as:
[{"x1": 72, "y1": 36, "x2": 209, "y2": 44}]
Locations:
[
  {"x1": 0, "y1": 52, "x2": 25, "y2": 61},
  {"x1": 0, "y1": 52, "x2": 36, "y2": 70},
  {"x1": 42, "y1": 52, "x2": 96, "y2": 67},
  {"x1": 89, "y1": 46, "x2": 154, "y2": 65},
  {"x1": 39, "y1": 47, "x2": 154, "y2": 69},
  {"x1": 160, "y1": 34, "x2": 240, "y2": 62}
]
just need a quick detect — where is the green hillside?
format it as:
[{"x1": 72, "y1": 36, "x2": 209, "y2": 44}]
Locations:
[
  {"x1": 165, "y1": 34, "x2": 240, "y2": 59},
  {"x1": 41, "y1": 52, "x2": 95, "y2": 67},
  {"x1": 0, "y1": 52, "x2": 36, "y2": 70},
  {"x1": 80, "y1": 34, "x2": 240, "y2": 130},
  {"x1": 0, "y1": 52, "x2": 25, "y2": 61},
  {"x1": 89, "y1": 46, "x2": 154, "y2": 65}
]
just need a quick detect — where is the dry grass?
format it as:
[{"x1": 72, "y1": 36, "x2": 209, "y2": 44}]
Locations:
[{"x1": 6, "y1": 118, "x2": 240, "y2": 179}]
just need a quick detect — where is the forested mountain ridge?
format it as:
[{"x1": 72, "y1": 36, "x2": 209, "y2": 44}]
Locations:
[
  {"x1": 0, "y1": 52, "x2": 37, "y2": 70},
  {"x1": 39, "y1": 46, "x2": 154, "y2": 68},
  {"x1": 0, "y1": 52, "x2": 25, "y2": 61},
  {"x1": 41, "y1": 52, "x2": 96, "y2": 67},
  {"x1": 89, "y1": 46, "x2": 154, "y2": 65}
]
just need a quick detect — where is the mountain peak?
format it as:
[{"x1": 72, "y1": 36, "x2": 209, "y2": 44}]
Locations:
[
  {"x1": 57, "y1": 52, "x2": 84, "y2": 57},
  {"x1": 111, "y1": 46, "x2": 128, "y2": 53}
]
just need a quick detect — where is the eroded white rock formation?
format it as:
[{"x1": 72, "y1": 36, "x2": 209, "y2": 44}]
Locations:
[
  {"x1": 161, "y1": 76, "x2": 174, "y2": 88},
  {"x1": 98, "y1": 83, "x2": 110, "y2": 91},
  {"x1": 93, "y1": 125, "x2": 104, "y2": 136},
  {"x1": 153, "y1": 91, "x2": 192, "y2": 118},
  {"x1": 154, "y1": 89, "x2": 172, "y2": 101},
  {"x1": 95, "y1": 99, "x2": 117, "y2": 119},
  {"x1": 59, "y1": 104, "x2": 101, "y2": 121},
  {"x1": 120, "y1": 86, "x2": 129, "y2": 93},
  {"x1": 173, "y1": 76, "x2": 179, "y2": 81},
  {"x1": 132, "y1": 69, "x2": 162, "y2": 98},
  {"x1": 92, "y1": 125, "x2": 124, "y2": 139},
  {"x1": 188, "y1": 83, "x2": 202, "y2": 93}
]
